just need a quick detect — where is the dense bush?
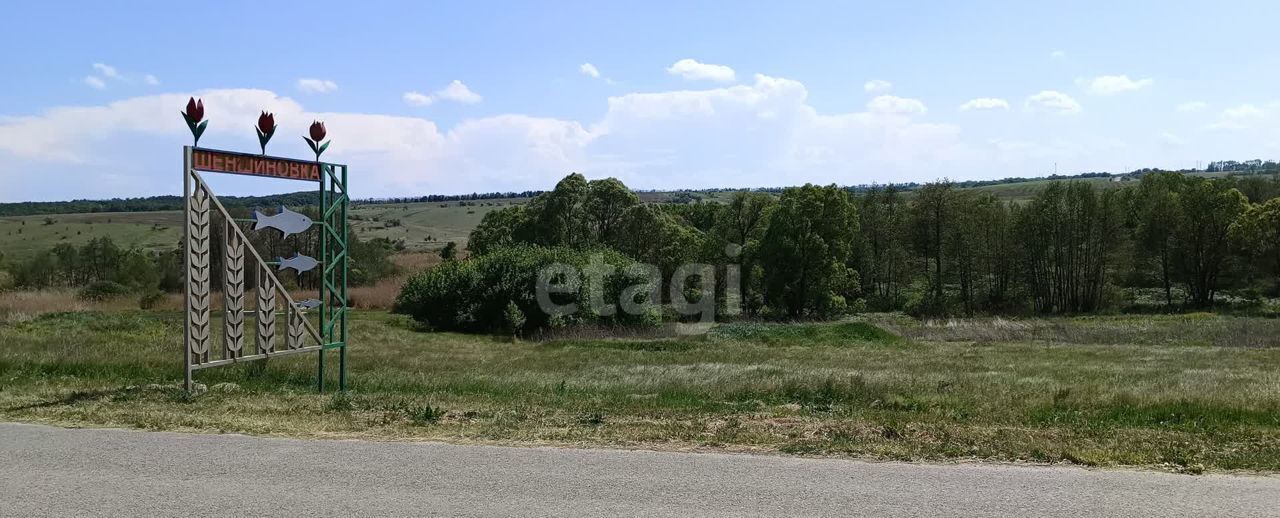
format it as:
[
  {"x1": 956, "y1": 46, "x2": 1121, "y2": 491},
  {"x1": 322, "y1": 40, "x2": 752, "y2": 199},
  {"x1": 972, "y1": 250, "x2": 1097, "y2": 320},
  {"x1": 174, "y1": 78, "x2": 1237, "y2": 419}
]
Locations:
[
  {"x1": 394, "y1": 245, "x2": 659, "y2": 333},
  {"x1": 79, "y1": 280, "x2": 130, "y2": 301}
]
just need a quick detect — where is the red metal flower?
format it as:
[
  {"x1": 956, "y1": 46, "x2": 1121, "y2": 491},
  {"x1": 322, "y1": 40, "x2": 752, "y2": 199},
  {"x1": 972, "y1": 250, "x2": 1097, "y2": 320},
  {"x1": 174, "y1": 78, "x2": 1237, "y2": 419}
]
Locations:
[
  {"x1": 257, "y1": 111, "x2": 275, "y2": 135},
  {"x1": 304, "y1": 120, "x2": 330, "y2": 160},
  {"x1": 256, "y1": 111, "x2": 278, "y2": 154},
  {"x1": 309, "y1": 121, "x2": 326, "y2": 142},
  {"x1": 185, "y1": 97, "x2": 204, "y2": 122},
  {"x1": 181, "y1": 97, "x2": 208, "y2": 146}
]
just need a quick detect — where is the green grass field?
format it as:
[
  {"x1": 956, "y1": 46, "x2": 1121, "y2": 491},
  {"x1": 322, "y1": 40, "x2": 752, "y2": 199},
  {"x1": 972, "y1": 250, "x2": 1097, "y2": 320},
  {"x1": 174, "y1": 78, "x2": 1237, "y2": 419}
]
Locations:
[
  {"x1": 2, "y1": 310, "x2": 1278, "y2": 473},
  {"x1": 349, "y1": 198, "x2": 528, "y2": 253},
  {"x1": 0, "y1": 199, "x2": 530, "y2": 261},
  {"x1": 0, "y1": 212, "x2": 182, "y2": 261}
]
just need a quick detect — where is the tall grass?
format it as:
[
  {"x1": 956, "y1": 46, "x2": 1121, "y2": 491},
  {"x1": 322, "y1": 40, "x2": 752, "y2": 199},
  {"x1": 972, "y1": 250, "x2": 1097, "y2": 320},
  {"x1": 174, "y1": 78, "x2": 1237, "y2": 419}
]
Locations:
[{"x1": 2, "y1": 311, "x2": 1279, "y2": 472}]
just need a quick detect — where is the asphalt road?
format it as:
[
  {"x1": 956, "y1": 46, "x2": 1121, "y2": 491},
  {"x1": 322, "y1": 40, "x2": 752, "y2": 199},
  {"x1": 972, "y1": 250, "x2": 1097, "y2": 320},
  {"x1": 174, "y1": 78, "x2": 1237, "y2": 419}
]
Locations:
[{"x1": 2, "y1": 422, "x2": 1277, "y2": 517}]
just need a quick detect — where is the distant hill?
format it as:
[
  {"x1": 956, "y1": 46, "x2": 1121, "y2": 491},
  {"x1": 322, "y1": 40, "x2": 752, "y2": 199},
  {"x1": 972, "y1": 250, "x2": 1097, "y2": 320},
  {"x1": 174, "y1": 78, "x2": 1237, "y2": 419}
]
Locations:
[{"x1": 4, "y1": 164, "x2": 1279, "y2": 218}]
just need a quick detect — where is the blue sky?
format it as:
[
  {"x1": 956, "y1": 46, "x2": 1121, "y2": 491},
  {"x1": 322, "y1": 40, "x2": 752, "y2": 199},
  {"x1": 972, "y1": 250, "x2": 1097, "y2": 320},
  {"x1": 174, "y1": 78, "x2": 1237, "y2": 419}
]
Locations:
[{"x1": 2, "y1": 1, "x2": 1278, "y2": 201}]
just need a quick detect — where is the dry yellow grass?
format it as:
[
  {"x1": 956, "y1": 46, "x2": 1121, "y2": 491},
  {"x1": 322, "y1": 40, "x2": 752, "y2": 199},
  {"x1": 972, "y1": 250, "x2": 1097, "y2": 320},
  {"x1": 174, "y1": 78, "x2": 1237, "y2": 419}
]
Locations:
[
  {"x1": 349, "y1": 252, "x2": 441, "y2": 309},
  {"x1": 0, "y1": 290, "x2": 183, "y2": 323},
  {"x1": 0, "y1": 252, "x2": 441, "y2": 320}
]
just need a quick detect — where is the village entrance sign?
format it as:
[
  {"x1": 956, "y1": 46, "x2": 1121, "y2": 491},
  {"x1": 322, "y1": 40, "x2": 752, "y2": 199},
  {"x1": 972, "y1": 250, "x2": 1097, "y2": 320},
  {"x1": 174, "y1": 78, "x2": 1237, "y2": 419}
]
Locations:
[{"x1": 180, "y1": 98, "x2": 350, "y2": 392}]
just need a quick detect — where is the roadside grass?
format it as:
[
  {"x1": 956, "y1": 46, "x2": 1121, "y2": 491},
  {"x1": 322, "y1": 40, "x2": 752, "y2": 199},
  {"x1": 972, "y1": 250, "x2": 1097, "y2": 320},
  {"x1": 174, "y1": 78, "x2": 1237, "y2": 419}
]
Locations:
[{"x1": 2, "y1": 310, "x2": 1279, "y2": 473}]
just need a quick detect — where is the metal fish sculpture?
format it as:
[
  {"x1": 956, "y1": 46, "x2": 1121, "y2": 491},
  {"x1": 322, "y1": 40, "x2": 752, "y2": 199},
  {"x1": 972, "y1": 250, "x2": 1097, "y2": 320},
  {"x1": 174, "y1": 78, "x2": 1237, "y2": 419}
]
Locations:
[
  {"x1": 295, "y1": 299, "x2": 322, "y2": 309},
  {"x1": 252, "y1": 206, "x2": 313, "y2": 239},
  {"x1": 277, "y1": 253, "x2": 319, "y2": 273}
]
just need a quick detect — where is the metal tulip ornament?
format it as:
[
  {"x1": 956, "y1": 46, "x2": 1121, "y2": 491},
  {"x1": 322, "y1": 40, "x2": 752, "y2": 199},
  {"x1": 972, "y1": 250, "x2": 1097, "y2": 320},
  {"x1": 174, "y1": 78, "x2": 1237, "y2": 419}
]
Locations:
[
  {"x1": 181, "y1": 97, "x2": 208, "y2": 147},
  {"x1": 304, "y1": 121, "x2": 330, "y2": 161},
  {"x1": 255, "y1": 111, "x2": 277, "y2": 155}
]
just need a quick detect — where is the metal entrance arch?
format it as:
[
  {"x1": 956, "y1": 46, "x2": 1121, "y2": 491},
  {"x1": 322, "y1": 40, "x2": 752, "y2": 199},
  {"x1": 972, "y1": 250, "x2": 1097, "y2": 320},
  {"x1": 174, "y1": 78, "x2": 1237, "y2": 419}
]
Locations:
[{"x1": 180, "y1": 101, "x2": 349, "y2": 393}]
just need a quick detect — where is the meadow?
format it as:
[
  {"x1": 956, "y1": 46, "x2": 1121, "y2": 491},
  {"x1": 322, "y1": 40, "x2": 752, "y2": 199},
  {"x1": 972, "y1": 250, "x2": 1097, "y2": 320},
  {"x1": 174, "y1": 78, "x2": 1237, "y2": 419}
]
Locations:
[
  {"x1": 0, "y1": 199, "x2": 525, "y2": 261},
  {"x1": 2, "y1": 309, "x2": 1278, "y2": 474}
]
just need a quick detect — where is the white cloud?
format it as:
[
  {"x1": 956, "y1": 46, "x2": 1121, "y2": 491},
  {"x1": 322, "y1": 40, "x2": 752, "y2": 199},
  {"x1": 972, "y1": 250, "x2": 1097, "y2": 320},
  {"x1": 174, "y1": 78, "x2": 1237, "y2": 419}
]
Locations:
[
  {"x1": 1206, "y1": 103, "x2": 1265, "y2": 130},
  {"x1": 84, "y1": 63, "x2": 158, "y2": 88},
  {"x1": 0, "y1": 77, "x2": 994, "y2": 200},
  {"x1": 297, "y1": 78, "x2": 338, "y2": 93},
  {"x1": 92, "y1": 63, "x2": 119, "y2": 79},
  {"x1": 1159, "y1": 132, "x2": 1187, "y2": 147},
  {"x1": 434, "y1": 80, "x2": 482, "y2": 104},
  {"x1": 1025, "y1": 90, "x2": 1081, "y2": 114},
  {"x1": 5, "y1": 77, "x2": 1180, "y2": 202},
  {"x1": 402, "y1": 80, "x2": 483, "y2": 107},
  {"x1": 863, "y1": 79, "x2": 892, "y2": 93},
  {"x1": 666, "y1": 59, "x2": 736, "y2": 83},
  {"x1": 1176, "y1": 101, "x2": 1207, "y2": 112},
  {"x1": 867, "y1": 95, "x2": 927, "y2": 115},
  {"x1": 1050, "y1": 50, "x2": 1066, "y2": 59},
  {"x1": 1083, "y1": 75, "x2": 1153, "y2": 96},
  {"x1": 579, "y1": 63, "x2": 601, "y2": 78},
  {"x1": 402, "y1": 91, "x2": 433, "y2": 107},
  {"x1": 959, "y1": 98, "x2": 1010, "y2": 111},
  {"x1": 1223, "y1": 104, "x2": 1263, "y2": 119}
]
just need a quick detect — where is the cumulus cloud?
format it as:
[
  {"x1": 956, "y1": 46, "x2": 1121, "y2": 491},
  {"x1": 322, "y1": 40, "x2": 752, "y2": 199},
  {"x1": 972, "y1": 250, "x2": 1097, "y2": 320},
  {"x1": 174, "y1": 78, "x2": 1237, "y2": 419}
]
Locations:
[
  {"x1": 402, "y1": 80, "x2": 482, "y2": 107},
  {"x1": 579, "y1": 63, "x2": 601, "y2": 78},
  {"x1": 11, "y1": 75, "x2": 1177, "y2": 202},
  {"x1": 1206, "y1": 103, "x2": 1265, "y2": 130},
  {"x1": 402, "y1": 92, "x2": 433, "y2": 107},
  {"x1": 0, "y1": 75, "x2": 1005, "y2": 201},
  {"x1": 297, "y1": 78, "x2": 338, "y2": 93},
  {"x1": 1223, "y1": 104, "x2": 1264, "y2": 119},
  {"x1": 1083, "y1": 75, "x2": 1153, "y2": 96},
  {"x1": 0, "y1": 88, "x2": 586, "y2": 200},
  {"x1": 83, "y1": 63, "x2": 157, "y2": 89},
  {"x1": 959, "y1": 98, "x2": 1010, "y2": 111},
  {"x1": 867, "y1": 95, "x2": 927, "y2": 115},
  {"x1": 92, "y1": 63, "x2": 120, "y2": 79},
  {"x1": 1176, "y1": 101, "x2": 1207, "y2": 113},
  {"x1": 1050, "y1": 50, "x2": 1066, "y2": 59},
  {"x1": 863, "y1": 79, "x2": 892, "y2": 93},
  {"x1": 435, "y1": 80, "x2": 482, "y2": 103},
  {"x1": 666, "y1": 59, "x2": 736, "y2": 83},
  {"x1": 1025, "y1": 90, "x2": 1081, "y2": 114}
]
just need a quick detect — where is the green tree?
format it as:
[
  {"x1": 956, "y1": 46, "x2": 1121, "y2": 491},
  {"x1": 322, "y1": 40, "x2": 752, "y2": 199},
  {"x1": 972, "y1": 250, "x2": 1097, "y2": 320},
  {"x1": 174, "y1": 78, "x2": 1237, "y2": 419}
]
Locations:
[
  {"x1": 1016, "y1": 182, "x2": 1120, "y2": 313},
  {"x1": 1230, "y1": 197, "x2": 1280, "y2": 295},
  {"x1": 440, "y1": 241, "x2": 458, "y2": 261},
  {"x1": 468, "y1": 206, "x2": 527, "y2": 256},
  {"x1": 1131, "y1": 172, "x2": 1185, "y2": 308},
  {"x1": 1175, "y1": 179, "x2": 1247, "y2": 307},
  {"x1": 858, "y1": 186, "x2": 909, "y2": 309},
  {"x1": 584, "y1": 178, "x2": 640, "y2": 244},
  {"x1": 759, "y1": 184, "x2": 860, "y2": 317},
  {"x1": 909, "y1": 181, "x2": 954, "y2": 311}
]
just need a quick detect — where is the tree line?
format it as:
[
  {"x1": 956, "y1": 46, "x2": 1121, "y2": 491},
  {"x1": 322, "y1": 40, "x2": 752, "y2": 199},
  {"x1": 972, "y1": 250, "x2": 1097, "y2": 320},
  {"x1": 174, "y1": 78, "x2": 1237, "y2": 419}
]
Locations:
[
  {"x1": 2, "y1": 206, "x2": 399, "y2": 301},
  {"x1": 401, "y1": 171, "x2": 1280, "y2": 332}
]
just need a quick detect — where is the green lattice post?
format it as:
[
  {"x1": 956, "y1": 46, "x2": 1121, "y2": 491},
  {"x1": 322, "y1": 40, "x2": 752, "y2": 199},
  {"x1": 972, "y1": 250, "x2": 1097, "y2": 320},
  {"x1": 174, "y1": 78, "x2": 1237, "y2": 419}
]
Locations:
[{"x1": 318, "y1": 162, "x2": 350, "y2": 392}]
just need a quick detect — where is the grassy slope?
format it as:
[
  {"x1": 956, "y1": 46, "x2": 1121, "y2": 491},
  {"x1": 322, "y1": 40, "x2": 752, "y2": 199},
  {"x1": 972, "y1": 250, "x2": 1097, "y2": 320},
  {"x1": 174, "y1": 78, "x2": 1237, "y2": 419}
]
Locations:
[
  {"x1": 0, "y1": 200, "x2": 526, "y2": 261},
  {"x1": 0, "y1": 212, "x2": 182, "y2": 261},
  {"x1": 2, "y1": 310, "x2": 1278, "y2": 473},
  {"x1": 349, "y1": 198, "x2": 528, "y2": 253}
]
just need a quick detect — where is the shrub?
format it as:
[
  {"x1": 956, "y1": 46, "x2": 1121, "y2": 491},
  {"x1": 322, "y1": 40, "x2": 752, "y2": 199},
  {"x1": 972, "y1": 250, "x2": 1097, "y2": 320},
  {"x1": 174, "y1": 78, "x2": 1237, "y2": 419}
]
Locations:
[
  {"x1": 138, "y1": 290, "x2": 165, "y2": 310},
  {"x1": 394, "y1": 245, "x2": 658, "y2": 333},
  {"x1": 79, "y1": 281, "x2": 130, "y2": 301}
]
